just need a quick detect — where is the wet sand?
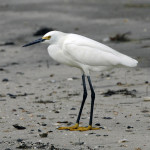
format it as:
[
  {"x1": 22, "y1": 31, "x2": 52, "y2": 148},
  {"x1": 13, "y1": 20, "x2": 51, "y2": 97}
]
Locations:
[{"x1": 0, "y1": 0, "x2": 150, "y2": 149}]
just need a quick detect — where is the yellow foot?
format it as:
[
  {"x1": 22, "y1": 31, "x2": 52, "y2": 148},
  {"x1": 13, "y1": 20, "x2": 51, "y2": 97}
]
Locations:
[
  {"x1": 58, "y1": 123, "x2": 79, "y2": 130},
  {"x1": 58, "y1": 124, "x2": 100, "y2": 131},
  {"x1": 70, "y1": 125, "x2": 100, "y2": 131}
]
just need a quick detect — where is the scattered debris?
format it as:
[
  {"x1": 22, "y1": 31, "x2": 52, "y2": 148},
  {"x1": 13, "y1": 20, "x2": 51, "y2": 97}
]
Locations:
[
  {"x1": 96, "y1": 134, "x2": 101, "y2": 137},
  {"x1": 143, "y1": 97, "x2": 150, "y2": 101},
  {"x1": 16, "y1": 141, "x2": 56, "y2": 149},
  {"x1": 53, "y1": 110, "x2": 59, "y2": 113},
  {"x1": 67, "y1": 122, "x2": 73, "y2": 126},
  {"x1": 89, "y1": 132, "x2": 96, "y2": 135},
  {"x1": 141, "y1": 109, "x2": 149, "y2": 113},
  {"x1": 100, "y1": 73, "x2": 111, "y2": 78},
  {"x1": 41, "y1": 123, "x2": 47, "y2": 126},
  {"x1": 143, "y1": 114, "x2": 150, "y2": 117},
  {"x1": 17, "y1": 139, "x2": 24, "y2": 143},
  {"x1": 95, "y1": 123, "x2": 101, "y2": 126},
  {"x1": 73, "y1": 142, "x2": 84, "y2": 146},
  {"x1": 0, "y1": 42, "x2": 15, "y2": 46},
  {"x1": 67, "y1": 78, "x2": 73, "y2": 81},
  {"x1": 72, "y1": 77, "x2": 79, "y2": 80},
  {"x1": 120, "y1": 144, "x2": 128, "y2": 147},
  {"x1": 50, "y1": 79, "x2": 56, "y2": 83},
  {"x1": 57, "y1": 121, "x2": 68, "y2": 123},
  {"x1": 0, "y1": 68, "x2": 4, "y2": 71},
  {"x1": 103, "y1": 117, "x2": 112, "y2": 119},
  {"x1": 16, "y1": 72, "x2": 24, "y2": 75},
  {"x1": 103, "y1": 135, "x2": 108, "y2": 137},
  {"x1": 7, "y1": 93, "x2": 34, "y2": 99},
  {"x1": 2, "y1": 78, "x2": 9, "y2": 82},
  {"x1": 0, "y1": 99, "x2": 6, "y2": 101},
  {"x1": 38, "y1": 129, "x2": 42, "y2": 132},
  {"x1": 118, "y1": 139, "x2": 128, "y2": 143},
  {"x1": 68, "y1": 92, "x2": 80, "y2": 96},
  {"x1": 101, "y1": 88, "x2": 136, "y2": 97},
  {"x1": 39, "y1": 132, "x2": 48, "y2": 138},
  {"x1": 50, "y1": 74, "x2": 54, "y2": 77},
  {"x1": 109, "y1": 32, "x2": 131, "y2": 42},
  {"x1": 0, "y1": 94, "x2": 6, "y2": 97},
  {"x1": 125, "y1": 129, "x2": 133, "y2": 132},
  {"x1": 55, "y1": 63, "x2": 60, "y2": 65},
  {"x1": 34, "y1": 100, "x2": 55, "y2": 104},
  {"x1": 127, "y1": 126, "x2": 133, "y2": 129},
  {"x1": 74, "y1": 27, "x2": 79, "y2": 31},
  {"x1": 41, "y1": 116, "x2": 46, "y2": 119},
  {"x1": 7, "y1": 93, "x2": 17, "y2": 99},
  {"x1": 11, "y1": 62, "x2": 19, "y2": 65},
  {"x1": 142, "y1": 45, "x2": 150, "y2": 48},
  {"x1": 116, "y1": 82, "x2": 125, "y2": 86},
  {"x1": 16, "y1": 143, "x2": 32, "y2": 149},
  {"x1": 33, "y1": 27, "x2": 54, "y2": 36},
  {"x1": 135, "y1": 148, "x2": 141, "y2": 150},
  {"x1": 13, "y1": 124, "x2": 26, "y2": 130},
  {"x1": 0, "y1": 49, "x2": 5, "y2": 52}
]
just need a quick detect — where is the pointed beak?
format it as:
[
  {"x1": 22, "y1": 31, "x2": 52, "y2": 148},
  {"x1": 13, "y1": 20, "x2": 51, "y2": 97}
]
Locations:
[{"x1": 22, "y1": 38, "x2": 45, "y2": 47}]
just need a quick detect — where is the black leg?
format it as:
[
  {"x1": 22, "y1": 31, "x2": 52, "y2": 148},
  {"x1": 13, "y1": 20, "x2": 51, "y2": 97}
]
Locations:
[
  {"x1": 87, "y1": 76, "x2": 95, "y2": 126},
  {"x1": 76, "y1": 74, "x2": 87, "y2": 124},
  {"x1": 58, "y1": 75, "x2": 99, "y2": 131}
]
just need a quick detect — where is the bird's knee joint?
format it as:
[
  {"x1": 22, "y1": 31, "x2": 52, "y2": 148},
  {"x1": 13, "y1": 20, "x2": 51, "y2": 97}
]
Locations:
[
  {"x1": 91, "y1": 92, "x2": 95, "y2": 99},
  {"x1": 83, "y1": 92, "x2": 87, "y2": 99}
]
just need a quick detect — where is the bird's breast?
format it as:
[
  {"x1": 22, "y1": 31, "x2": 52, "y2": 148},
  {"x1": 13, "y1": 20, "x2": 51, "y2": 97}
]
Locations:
[{"x1": 47, "y1": 45, "x2": 79, "y2": 67}]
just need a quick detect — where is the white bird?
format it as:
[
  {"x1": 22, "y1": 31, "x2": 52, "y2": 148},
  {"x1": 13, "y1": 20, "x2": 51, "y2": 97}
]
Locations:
[{"x1": 23, "y1": 31, "x2": 138, "y2": 131}]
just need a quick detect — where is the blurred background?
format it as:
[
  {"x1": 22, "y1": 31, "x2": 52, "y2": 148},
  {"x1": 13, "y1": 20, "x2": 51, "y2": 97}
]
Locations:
[{"x1": 0, "y1": 0, "x2": 150, "y2": 68}]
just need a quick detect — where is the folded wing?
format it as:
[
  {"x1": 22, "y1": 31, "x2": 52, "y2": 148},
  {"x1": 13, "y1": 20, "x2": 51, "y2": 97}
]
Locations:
[{"x1": 64, "y1": 34, "x2": 138, "y2": 67}]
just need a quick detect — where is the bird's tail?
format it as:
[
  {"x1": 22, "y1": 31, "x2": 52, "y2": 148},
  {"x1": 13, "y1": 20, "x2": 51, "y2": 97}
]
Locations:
[{"x1": 120, "y1": 54, "x2": 138, "y2": 67}]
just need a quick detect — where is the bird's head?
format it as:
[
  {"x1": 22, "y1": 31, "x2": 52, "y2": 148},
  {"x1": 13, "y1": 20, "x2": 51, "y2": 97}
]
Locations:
[{"x1": 22, "y1": 31, "x2": 59, "y2": 47}]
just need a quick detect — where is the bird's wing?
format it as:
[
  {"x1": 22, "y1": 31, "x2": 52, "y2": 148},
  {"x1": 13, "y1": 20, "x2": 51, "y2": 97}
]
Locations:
[
  {"x1": 63, "y1": 34, "x2": 122, "y2": 66},
  {"x1": 64, "y1": 43, "x2": 121, "y2": 66}
]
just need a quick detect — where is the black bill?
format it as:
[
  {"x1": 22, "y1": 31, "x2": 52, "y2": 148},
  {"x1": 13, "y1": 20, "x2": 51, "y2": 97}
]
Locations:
[{"x1": 22, "y1": 38, "x2": 45, "y2": 47}]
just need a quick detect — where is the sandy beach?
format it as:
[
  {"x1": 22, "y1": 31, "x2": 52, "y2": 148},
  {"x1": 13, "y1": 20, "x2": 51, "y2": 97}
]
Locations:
[{"x1": 0, "y1": 0, "x2": 150, "y2": 149}]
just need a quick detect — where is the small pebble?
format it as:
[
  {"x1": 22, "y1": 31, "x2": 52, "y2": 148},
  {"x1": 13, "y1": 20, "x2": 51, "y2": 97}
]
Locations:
[
  {"x1": 95, "y1": 123, "x2": 101, "y2": 126},
  {"x1": 74, "y1": 142, "x2": 84, "y2": 146},
  {"x1": 118, "y1": 139, "x2": 128, "y2": 143},
  {"x1": 103, "y1": 135, "x2": 108, "y2": 136},
  {"x1": 96, "y1": 134, "x2": 101, "y2": 137},
  {"x1": 143, "y1": 97, "x2": 150, "y2": 101},
  {"x1": 0, "y1": 68, "x2": 4, "y2": 71},
  {"x1": 2, "y1": 78, "x2": 9, "y2": 82},
  {"x1": 67, "y1": 78, "x2": 73, "y2": 81},
  {"x1": 39, "y1": 132, "x2": 48, "y2": 138},
  {"x1": 13, "y1": 124, "x2": 26, "y2": 130},
  {"x1": 50, "y1": 80, "x2": 56, "y2": 83},
  {"x1": 127, "y1": 126, "x2": 133, "y2": 129},
  {"x1": 41, "y1": 123, "x2": 47, "y2": 126},
  {"x1": 17, "y1": 139, "x2": 23, "y2": 142},
  {"x1": 103, "y1": 117, "x2": 112, "y2": 119}
]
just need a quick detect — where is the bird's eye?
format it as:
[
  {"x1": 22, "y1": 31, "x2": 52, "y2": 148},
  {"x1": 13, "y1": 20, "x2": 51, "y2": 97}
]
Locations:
[{"x1": 47, "y1": 36, "x2": 51, "y2": 39}]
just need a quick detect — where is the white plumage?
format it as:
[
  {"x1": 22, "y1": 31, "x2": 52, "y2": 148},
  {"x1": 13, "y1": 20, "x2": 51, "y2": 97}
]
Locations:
[
  {"x1": 23, "y1": 31, "x2": 138, "y2": 131},
  {"x1": 44, "y1": 31, "x2": 137, "y2": 75}
]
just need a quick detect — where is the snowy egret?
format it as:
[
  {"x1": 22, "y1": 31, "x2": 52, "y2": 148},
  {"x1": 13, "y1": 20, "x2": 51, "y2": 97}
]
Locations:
[{"x1": 23, "y1": 31, "x2": 138, "y2": 131}]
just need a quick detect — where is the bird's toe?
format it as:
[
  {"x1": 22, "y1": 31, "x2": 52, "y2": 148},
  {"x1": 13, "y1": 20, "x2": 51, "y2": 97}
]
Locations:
[
  {"x1": 70, "y1": 125, "x2": 100, "y2": 131},
  {"x1": 58, "y1": 123, "x2": 79, "y2": 130}
]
